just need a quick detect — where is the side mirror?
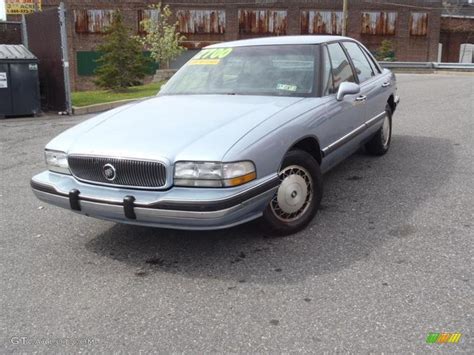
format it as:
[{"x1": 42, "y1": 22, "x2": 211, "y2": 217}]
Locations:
[{"x1": 336, "y1": 82, "x2": 361, "y2": 101}]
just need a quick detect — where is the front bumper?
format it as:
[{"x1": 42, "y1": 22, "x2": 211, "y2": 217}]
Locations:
[{"x1": 31, "y1": 171, "x2": 279, "y2": 230}]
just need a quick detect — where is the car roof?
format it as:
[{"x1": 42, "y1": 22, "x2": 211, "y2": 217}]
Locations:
[{"x1": 206, "y1": 35, "x2": 354, "y2": 48}]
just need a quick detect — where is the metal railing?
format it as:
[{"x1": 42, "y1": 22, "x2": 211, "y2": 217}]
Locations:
[
  {"x1": 380, "y1": 61, "x2": 474, "y2": 71},
  {"x1": 434, "y1": 63, "x2": 474, "y2": 70}
]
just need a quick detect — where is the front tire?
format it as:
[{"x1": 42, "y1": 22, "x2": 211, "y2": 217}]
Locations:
[
  {"x1": 261, "y1": 150, "x2": 323, "y2": 236},
  {"x1": 365, "y1": 104, "x2": 392, "y2": 156}
]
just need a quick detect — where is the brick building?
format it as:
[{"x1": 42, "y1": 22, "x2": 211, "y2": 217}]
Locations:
[
  {"x1": 440, "y1": 1, "x2": 474, "y2": 62},
  {"x1": 7, "y1": 1, "x2": 460, "y2": 90}
]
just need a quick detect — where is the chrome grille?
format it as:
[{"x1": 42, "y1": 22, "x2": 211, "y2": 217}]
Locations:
[{"x1": 68, "y1": 155, "x2": 167, "y2": 189}]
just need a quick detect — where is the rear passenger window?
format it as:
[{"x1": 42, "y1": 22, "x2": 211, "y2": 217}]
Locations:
[
  {"x1": 327, "y1": 43, "x2": 355, "y2": 92},
  {"x1": 342, "y1": 42, "x2": 374, "y2": 83}
]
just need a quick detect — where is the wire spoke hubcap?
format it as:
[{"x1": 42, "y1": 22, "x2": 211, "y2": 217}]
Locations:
[{"x1": 271, "y1": 165, "x2": 313, "y2": 222}]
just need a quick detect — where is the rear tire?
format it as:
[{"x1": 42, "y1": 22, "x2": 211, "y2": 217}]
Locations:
[
  {"x1": 261, "y1": 150, "x2": 323, "y2": 236},
  {"x1": 365, "y1": 104, "x2": 392, "y2": 156}
]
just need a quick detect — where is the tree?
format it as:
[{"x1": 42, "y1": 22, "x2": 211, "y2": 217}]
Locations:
[
  {"x1": 375, "y1": 40, "x2": 396, "y2": 62},
  {"x1": 140, "y1": 3, "x2": 186, "y2": 69},
  {"x1": 95, "y1": 11, "x2": 149, "y2": 91}
]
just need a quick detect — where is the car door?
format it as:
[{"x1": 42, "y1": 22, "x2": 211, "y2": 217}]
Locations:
[
  {"x1": 342, "y1": 41, "x2": 386, "y2": 127},
  {"x1": 361, "y1": 44, "x2": 394, "y2": 116},
  {"x1": 318, "y1": 42, "x2": 367, "y2": 158}
]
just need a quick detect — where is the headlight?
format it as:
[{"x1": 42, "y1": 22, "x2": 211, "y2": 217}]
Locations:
[
  {"x1": 44, "y1": 150, "x2": 70, "y2": 174},
  {"x1": 174, "y1": 161, "x2": 256, "y2": 187}
]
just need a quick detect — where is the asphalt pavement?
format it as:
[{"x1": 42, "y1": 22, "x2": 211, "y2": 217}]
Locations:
[{"x1": 0, "y1": 74, "x2": 473, "y2": 353}]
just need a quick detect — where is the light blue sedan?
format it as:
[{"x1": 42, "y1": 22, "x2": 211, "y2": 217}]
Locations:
[{"x1": 31, "y1": 36, "x2": 399, "y2": 235}]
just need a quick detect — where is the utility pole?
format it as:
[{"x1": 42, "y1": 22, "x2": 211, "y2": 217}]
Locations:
[
  {"x1": 21, "y1": 15, "x2": 29, "y2": 48},
  {"x1": 342, "y1": 0, "x2": 348, "y2": 36}
]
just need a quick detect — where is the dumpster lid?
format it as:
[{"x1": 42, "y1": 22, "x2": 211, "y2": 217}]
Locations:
[{"x1": 0, "y1": 45, "x2": 37, "y2": 60}]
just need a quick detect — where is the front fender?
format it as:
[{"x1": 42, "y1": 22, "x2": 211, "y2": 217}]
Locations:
[{"x1": 223, "y1": 98, "x2": 329, "y2": 178}]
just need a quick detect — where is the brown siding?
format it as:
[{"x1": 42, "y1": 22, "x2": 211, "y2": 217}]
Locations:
[
  {"x1": 410, "y1": 12, "x2": 428, "y2": 36},
  {"x1": 137, "y1": 9, "x2": 160, "y2": 34},
  {"x1": 74, "y1": 9, "x2": 114, "y2": 34},
  {"x1": 177, "y1": 9, "x2": 225, "y2": 34},
  {"x1": 73, "y1": 10, "x2": 88, "y2": 34},
  {"x1": 301, "y1": 11, "x2": 343, "y2": 35},
  {"x1": 238, "y1": 9, "x2": 287, "y2": 36},
  {"x1": 361, "y1": 12, "x2": 398, "y2": 36}
]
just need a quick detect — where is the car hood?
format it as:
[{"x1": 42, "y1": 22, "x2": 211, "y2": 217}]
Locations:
[{"x1": 49, "y1": 95, "x2": 304, "y2": 162}]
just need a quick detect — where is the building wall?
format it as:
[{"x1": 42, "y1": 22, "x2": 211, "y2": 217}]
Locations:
[
  {"x1": 34, "y1": 1, "x2": 443, "y2": 90},
  {"x1": 440, "y1": 17, "x2": 474, "y2": 62},
  {"x1": 0, "y1": 21, "x2": 22, "y2": 44}
]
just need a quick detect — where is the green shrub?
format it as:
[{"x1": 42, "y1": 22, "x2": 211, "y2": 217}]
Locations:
[
  {"x1": 95, "y1": 11, "x2": 149, "y2": 91},
  {"x1": 375, "y1": 40, "x2": 396, "y2": 62},
  {"x1": 139, "y1": 3, "x2": 186, "y2": 69}
]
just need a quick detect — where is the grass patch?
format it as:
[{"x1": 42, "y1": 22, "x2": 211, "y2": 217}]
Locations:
[{"x1": 72, "y1": 82, "x2": 163, "y2": 107}]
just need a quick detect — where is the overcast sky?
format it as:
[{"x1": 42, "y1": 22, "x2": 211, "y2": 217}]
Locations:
[{"x1": 0, "y1": 0, "x2": 5, "y2": 21}]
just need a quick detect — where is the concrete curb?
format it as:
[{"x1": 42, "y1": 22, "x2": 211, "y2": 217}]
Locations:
[{"x1": 72, "y1": 97, "x2": 152, "y2": 115}]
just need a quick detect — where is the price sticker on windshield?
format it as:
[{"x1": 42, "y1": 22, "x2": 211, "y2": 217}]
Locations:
[
  {"x1": 189, "y1": 48, "x2": 233, "y2": 65},
  {"x1": 189, "y1": 59, "x2": 221, "y2": 65}
]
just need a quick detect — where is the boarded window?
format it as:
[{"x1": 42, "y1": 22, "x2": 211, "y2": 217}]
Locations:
[
  {"x1": 238, "y1": 9, "x2": 287, "y2": 35},
  {"x1": 410, "y1": 12, "x2": 428, "y2": 36},
  {"x1": 74, "y1": 10, "x2": 114, "y2": 34},
  {"x1": 176, "y1": 9, "x2": 225, "y2": 34},
  {"x1": 74, "y1": 10, "x2": 88, "y2": 34},
  {"x1": 301, "y1": 11, "x2": 343, "y2": 35},
  {"x1": 138, "y1": 9, "x2": 160, "y2": 34},
  {"x1": 361, "y1": 12, "x2": 397, "y2": 35}
]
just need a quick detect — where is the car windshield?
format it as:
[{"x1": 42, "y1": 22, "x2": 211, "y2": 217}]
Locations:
[{"x1": 160, "y1": 45, "x2": 316, "y2": 97}]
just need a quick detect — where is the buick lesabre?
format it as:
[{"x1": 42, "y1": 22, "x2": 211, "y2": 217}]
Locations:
[{"x1": 31, "y1": 36, "x2": 399, "y2": 235}]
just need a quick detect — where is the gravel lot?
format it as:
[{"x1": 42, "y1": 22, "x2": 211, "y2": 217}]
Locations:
[{"x1": 1, "y1": 74, "x2": 473, "y2": 353}]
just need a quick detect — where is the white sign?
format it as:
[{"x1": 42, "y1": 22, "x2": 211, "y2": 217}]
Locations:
[
  {"x1": 0, "y1": 72, "x2": 7, "y2": 88},
  {"x1": 0, "y1": 0, "x2": 6, "y2": 21},
  {"x1": 6, "y1": 0, "x2": 41, "y2": 15}
]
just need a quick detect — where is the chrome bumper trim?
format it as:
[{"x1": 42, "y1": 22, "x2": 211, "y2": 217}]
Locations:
[
  {"x1": 32, "y1": 186, "x2": 276, "y2": 230},
  {"x1": 31, "y1": 175, "x2": 280, "y2": 212},
  {"x1": 33, "y1": 190, "x2": 241, "y2": 219},
  {"x1": 30, "y1": 171, "x2": 280, "y2": 229}
]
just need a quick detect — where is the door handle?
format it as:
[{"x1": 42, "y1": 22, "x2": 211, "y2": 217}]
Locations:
[
  {"x1": 355, "y1": 95, "x2": 367, "y2": 102},
  {"x1": 382, "y1": 82, "x2": 391, "y2": 88}
]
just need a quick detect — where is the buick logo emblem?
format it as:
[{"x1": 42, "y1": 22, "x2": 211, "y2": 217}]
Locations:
[{"x1": 102, "y1": 163, "x2": 116, "y2": 181}]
